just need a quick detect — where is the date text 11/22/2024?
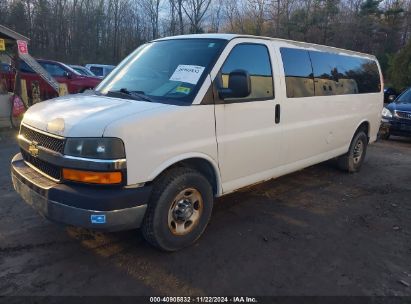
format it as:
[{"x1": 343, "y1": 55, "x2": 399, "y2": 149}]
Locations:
[{"x1": 149, "y1": 297, "x2": 258, "y2": 303}]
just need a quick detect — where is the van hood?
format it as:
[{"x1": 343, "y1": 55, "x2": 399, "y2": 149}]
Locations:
[{"x1": 22, "y1": 94, "x2": 167, "y2": 137}]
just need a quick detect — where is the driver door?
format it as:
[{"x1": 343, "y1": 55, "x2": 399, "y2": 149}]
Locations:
[{"x1": 214, "y1": 39, "x2": 284, "y2": 194}]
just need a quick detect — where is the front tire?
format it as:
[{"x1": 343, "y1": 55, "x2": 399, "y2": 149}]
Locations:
[
  {"x1": 142, "y1": 167, "x2": 213, "y2": 251},
  {"x1": 337, "y1": 130, "x2": 368, "y2": 173}
]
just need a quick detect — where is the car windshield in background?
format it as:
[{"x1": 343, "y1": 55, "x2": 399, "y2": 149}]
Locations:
[
  {"x1": 96, "y1": 39, "x2": 226, "y2": 104},
  {"x1": 396, "y1": 88, "x2": 411, "y2": 104}
]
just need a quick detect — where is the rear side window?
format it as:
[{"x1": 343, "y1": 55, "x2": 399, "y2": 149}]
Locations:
[
  {"x1": 309, "y1": 51, "x2": 380, "y2": 95},
  {"x1": 309, "y1": 52, "x2": 342, "y2": 96},
  {"x1": 90, "y1": 66, "x2": 104, "y2": 76},
  {"x1": 40, "y1": 63, "x2": 67, "y2": 77},
  {"x1": 281, "y1": 47, "x2": 381, "y2": 97},
  {"x1": 280, "y1": 48, "x2": 314, "y2": 98},
  {"x1": 219, "y1": 43, "x2": 274, "y2": 101},
  {"x1": 105, "y1": 67, "x2": 114, "y2": 75}
]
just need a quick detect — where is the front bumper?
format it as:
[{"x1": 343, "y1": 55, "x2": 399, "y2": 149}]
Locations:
[
  {"x1": 381, "y1": 117, "x2": 411, "y2": 137},
  {"x1": 11, "y1": 153, "x2": 151, "y2": 231}
]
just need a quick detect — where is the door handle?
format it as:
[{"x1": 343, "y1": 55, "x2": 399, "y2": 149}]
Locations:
[{"x1": 275, "y1": 104, "x2": 280, "y2": 124}]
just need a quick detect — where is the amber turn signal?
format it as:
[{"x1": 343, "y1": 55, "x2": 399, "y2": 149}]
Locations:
[{"x1": 62, "y1": 168, "x2": 122, "y2": 184}]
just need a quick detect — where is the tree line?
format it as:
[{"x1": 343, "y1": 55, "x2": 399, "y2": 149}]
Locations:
[{"x1": 1, "y1": 0, "x2": 411, "y2": 90}]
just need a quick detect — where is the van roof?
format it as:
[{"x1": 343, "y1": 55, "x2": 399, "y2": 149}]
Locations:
[
  {"x1": 154, "y1": 33, "x2": 376, "y2": 60},
  {"x1": 85, "y1": 64, "x2": 115, "y2": 68}
]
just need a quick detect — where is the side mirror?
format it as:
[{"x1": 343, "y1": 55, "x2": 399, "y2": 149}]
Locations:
[
  {"x1": 64, "y1": 71, "x2": 72, "y2": 79},
  {"x1": 388, "y1": 95, "x2": 396, "y2": 102},
  {"x1": 218, "y1": 69, "x2": 251, "y2": 100}
]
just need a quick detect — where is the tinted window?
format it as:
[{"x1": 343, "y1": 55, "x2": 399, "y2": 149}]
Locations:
[
  {"x1": 309, "y1": 51, "x2": 380, "y2": 95},
  {"x1": 19, "y1": 61, "x2": 34, "y2": 73},
  {"x1": 280, "y1": 48, "x2": 314, "y2": 98},
  {"x1": 105, "y1": 67, "x2": 115, "y2": 75},
  {"x1": 90, "y1": 66, "x2": 104, "y2": 76},
  {"x1": 220, "y1": 44, "x2": 274, "y2": 101},
  {"x1": 40, "y1": 62, "x2": 67, "y2": 77}
]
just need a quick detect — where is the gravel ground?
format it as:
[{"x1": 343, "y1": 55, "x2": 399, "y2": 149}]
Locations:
[{"x1": 0, "y1": 132, "x2": 410, "y2": 296}]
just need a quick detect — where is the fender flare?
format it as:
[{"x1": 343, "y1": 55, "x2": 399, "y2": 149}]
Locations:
[{"x1": 147, "y1": 152, "x2": 223, "y2": 196}]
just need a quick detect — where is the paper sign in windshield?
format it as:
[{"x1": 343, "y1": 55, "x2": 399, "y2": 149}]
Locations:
[{"x1": 169, "y1": 65, "x2": 205, "y2": 85}]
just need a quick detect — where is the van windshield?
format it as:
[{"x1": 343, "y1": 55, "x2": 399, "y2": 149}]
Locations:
[{"x1": 96, "y1": 39, "x2": 226, "y2": 105}]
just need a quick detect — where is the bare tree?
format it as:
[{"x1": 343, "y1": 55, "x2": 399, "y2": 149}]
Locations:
[
  {"x1": 182, "y1": 0, "x2": 212, "y2": 33},
  {"x1": 141, "y1": 0, "x2": 162, "y2": 39}
]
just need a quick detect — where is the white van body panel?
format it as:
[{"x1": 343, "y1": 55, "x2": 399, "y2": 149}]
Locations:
[
  {"x1": 22, "y1": 94, "x2": 167, "y2": 137},
  {"x1": 103, "y1": 104, "x2": 220, "y2": 191}
]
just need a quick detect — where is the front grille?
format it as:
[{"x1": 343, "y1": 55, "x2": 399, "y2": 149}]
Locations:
[
  {"x1": 395, "y1": 111, "x2": 411, "y2": 120},
  {"x1": 21, "y1": 149, "x2": 61, "y2": 180},
  {"x1": 20, "y1": 125, "x2": 65, "y2": 154}
]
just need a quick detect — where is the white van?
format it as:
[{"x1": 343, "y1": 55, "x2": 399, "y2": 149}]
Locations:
[{"x1": 11, "y1": 34, "x2": 383, "y2": 251}]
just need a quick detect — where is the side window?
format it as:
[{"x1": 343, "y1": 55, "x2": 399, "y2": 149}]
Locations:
[
  {"x1": 309, "y1": 51, "x2": 381, "y2": 95},
  {"x1": 309, "y1": 51, "x2": 340, "y2": 96},
  {"x1": 280, "y1": 48, "x2": 314, "y2": 98},
  {"x1": 219, "y1": 44, "x2": 274, "y2": 101},
  {"x1": 40, "y1": 63, "x2": 67, "y2": 77},
  {"x1": 90, "y1": 66, "x2": 104, "y2": 76},
  {"x1": 19, "y1": 61, "x2": 35, "y2": 73},
  {"x1": 105, "y1": 67, "x2": 114, "y2": 75},
  {"x1": 341, "y1": 56, "x2": 380, "y2": 93}
]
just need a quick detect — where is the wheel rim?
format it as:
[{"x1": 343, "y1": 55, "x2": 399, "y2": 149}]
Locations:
[
  {"x1": 168, "y1": 188, "x2": 203, "y2": 236},
  {"x1": 353, "y1": 139, "x2": 364, "y2": 164}
]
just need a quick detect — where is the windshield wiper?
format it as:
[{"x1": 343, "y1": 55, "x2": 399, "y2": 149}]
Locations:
[
  {"x1": 120, "y1": 88, "x2": 154, "y2": 102},
  {"x1": 128, "y1": 90, "x2": 156, "y2": 103},
  {"x1": 107, "y1": 88, "x2": 154, "y2": 102}
]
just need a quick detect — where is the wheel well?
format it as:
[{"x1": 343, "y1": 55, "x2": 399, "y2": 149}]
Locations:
[
  {"x1": 159, "y1": 158, "x2": 219, "y2": 196},
  {"x1": 357, "y1": 121, "x2": 370, "y2": 141}
]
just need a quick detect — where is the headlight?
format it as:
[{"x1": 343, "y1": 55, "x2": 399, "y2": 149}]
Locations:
[
  {"x1": 381, "y1": 107, "x2": 393, "y2": 118},
  {"x1": 64, "y1": 138, "x2": 125, "y2": 159}
]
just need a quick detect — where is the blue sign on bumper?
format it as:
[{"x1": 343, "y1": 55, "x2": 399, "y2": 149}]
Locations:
[{"x1": 91, "y1": 214, "x2": 106, "y2": 224}]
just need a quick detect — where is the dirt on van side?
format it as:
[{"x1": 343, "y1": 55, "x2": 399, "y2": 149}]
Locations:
[{"x1": 0, "y1": 134, "x2": 410, "y2": 296}]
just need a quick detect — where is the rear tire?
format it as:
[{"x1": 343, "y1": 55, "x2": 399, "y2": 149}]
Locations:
[
  {"x1": 337, "y1": 130, "x2": 368, "y2": 173},
  {"x1": 142, "y1": 167, "x2": 213, "y2": 251}
]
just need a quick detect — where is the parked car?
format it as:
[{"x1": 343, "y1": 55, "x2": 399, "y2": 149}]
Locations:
[
  {"x1": 0, "y1": 59, "x2": 101, "y2": 100},
  {"x1": 11, "y1": 34, "x2": 383, "y2": 251},
  {"x1": 384, "y1": 87, "x2": 397, "y2": 104},
  {"x1": 381, "y1": 87, "x2": 411, "y2": 139},
  {"x1": 70, "y1": 65, "x2": 96, "y2": 77},
  {"x1": 85, "y1": 64, "x2": 115, "y2": 78}
]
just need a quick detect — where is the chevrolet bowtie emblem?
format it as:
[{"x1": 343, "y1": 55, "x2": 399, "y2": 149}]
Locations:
[{"x1": 28, "y1": 141, "x2": 39, "y2": 157}]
